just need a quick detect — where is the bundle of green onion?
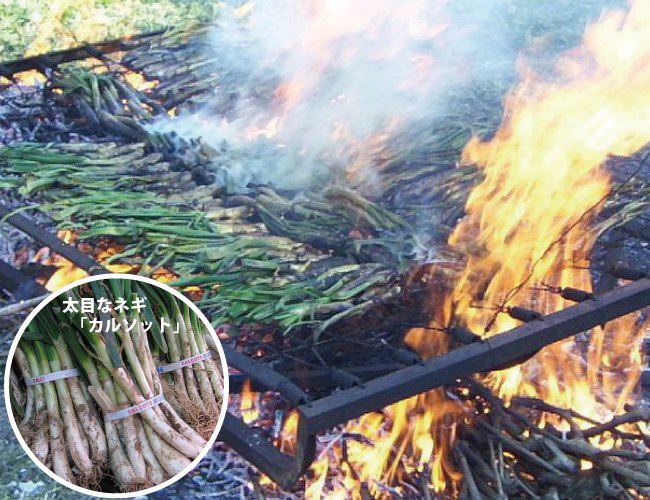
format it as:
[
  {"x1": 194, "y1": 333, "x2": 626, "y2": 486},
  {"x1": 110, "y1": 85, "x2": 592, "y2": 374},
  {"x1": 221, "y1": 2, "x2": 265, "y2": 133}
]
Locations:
[
  {"x1": 0, "y1": 144, "x2": 410, "y2": 336},
  {"x1": 10, "y1": 279, "x2": 224, "y2": 492}
]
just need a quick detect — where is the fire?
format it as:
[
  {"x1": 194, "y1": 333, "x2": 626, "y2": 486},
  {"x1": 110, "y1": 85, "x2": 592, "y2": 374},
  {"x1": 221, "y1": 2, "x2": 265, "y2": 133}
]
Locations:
[
  {"x1": 278, "y1": 411, "x2": 299, "y2": 455},
  {"x1": 36, "y1": 230, "x2": 176, "y2": 291},
  {"x1": 34, "y1": 230, "x2": 89, "y2": 290},
  {"x1": 304, "y1": 388, "x2": 464, "y2": 497},
  {"x1": 12, "y1": 71, "x2": 47, "y2": 86},
  {"x1": 245, "y1": 116, "x2": 281, "y2": 141},
  {"x1": 240, "y1": 379, "x2": 259, "y2": 425},
  {"x1": 123, "y1": 71, "x2": 158, "y2": 92},
  {"x1": 20, "y1": 1, "x2": 648, "y2": 496},
  {"x1": 305, "y1": 1, "x2": 649, "y2": 496},
  {"x1": 451, "y1": 0, "x2": 650, "y2": 414}
]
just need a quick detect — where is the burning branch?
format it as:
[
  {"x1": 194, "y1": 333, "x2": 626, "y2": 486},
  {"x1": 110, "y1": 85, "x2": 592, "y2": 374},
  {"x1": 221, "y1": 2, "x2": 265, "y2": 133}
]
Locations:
[{"x1": 453, "y1": 379, "x2": 650, "y2": 498}]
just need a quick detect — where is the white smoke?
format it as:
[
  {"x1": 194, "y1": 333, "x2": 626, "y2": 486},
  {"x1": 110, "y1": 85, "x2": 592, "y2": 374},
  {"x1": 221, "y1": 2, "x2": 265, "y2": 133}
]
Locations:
[{"x1": 153, "y1": 0, "x2": 618, "y2": 190}]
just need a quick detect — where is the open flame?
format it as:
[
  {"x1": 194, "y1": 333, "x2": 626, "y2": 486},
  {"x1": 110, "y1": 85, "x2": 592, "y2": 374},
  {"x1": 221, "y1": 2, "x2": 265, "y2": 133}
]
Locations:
[
  {"x1": 21, "y1": 0, "x2": 648, "y2": 495},
  {"x1": 237, "y1": 0, "x2": 449, "y2": 160},
  {"x1": 35, "y1": 230, "x2": 176, "y2": 291},
  {"x1": 240, "y1": 379, "x2": 260, "y2": 425},
  {"x1": 234, "y1": 0, "x2": 450, "y2": 143},
  {"x1": 122, "y1": 71, "x2": 158, "y2": 92},
  {"x1": 453, "y1": 0, "x2": 650, "y2": 414},
  {"x1": 305, "y1": 0, "x2": 649, "y2": 496}
]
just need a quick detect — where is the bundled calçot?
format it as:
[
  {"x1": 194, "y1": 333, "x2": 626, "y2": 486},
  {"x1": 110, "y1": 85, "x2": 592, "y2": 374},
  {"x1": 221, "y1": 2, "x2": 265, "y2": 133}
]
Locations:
[{"x1": 9, "y1": 280, "x2": 224, "y2": 492}]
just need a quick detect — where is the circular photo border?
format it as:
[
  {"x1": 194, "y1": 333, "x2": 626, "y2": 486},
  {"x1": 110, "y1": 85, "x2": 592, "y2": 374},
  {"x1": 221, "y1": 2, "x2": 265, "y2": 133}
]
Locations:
[{"x1": 4, "y1": 273, "x2": 230, "y2": 498}]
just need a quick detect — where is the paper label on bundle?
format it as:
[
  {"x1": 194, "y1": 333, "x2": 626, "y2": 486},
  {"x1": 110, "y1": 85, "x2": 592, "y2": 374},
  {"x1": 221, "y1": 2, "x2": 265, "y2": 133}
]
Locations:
[
  {"x1": 156, "y1": 351, "x2": 212, "y2": 374},
  {"x1": 25, "y1": 368, "x2": 80, "y2": 386},
  {"x1": 104, "y1": 393, "x2": 165, "y2": 421}
]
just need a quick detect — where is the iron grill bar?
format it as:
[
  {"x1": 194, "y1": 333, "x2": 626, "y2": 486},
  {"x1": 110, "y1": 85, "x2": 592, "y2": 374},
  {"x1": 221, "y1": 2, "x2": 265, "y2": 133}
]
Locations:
[
  {"x1": 0, "y1": 31, "x2": 165, "y2": 77},
  {"x1": 298, "y1": 277, "x2": 650, "y2": 433}
]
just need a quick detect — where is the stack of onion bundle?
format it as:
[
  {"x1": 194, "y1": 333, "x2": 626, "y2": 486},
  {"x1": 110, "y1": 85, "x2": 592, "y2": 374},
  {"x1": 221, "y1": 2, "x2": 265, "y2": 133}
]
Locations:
[{"x1": 9, "y1": 279, "x2": 224, "y2": 492}]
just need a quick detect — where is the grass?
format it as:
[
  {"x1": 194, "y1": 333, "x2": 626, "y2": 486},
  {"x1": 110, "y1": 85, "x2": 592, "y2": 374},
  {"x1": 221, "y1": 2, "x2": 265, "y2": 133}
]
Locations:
[
  {"x1": 0, "y1": 0, "x2": 221, "y2": 62},
  {"x1": 0, "y1": 1, "x2": 624, "y2": 63}
]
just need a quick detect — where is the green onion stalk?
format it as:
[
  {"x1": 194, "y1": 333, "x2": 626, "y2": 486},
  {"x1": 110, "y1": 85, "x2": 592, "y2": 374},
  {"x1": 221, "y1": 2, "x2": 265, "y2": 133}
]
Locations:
[
  {"x1": 0, "y1": 144, "x2": 414, "y2": 338},
  {"x1": 18, "y1": 333, "x2": 93, "y2": 486},
  {"x1": 11, "y1": 280, "x2": 224, "y2": 492},
  {"x1": 142, "y1": 283, "x2": 223, "y2": 438}
]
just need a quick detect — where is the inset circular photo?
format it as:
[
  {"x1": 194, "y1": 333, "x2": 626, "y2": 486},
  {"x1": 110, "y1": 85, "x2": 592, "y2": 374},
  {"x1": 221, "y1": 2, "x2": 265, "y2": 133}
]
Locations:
[{"x1": 4, "y1": 274, "x2": 229, "y2": 497}]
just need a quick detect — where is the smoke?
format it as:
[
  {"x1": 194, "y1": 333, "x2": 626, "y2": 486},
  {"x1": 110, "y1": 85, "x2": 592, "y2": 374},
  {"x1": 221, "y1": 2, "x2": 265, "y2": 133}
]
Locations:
[{"x1": 153, "y1": 0, "x2": 619, "y2": 191}]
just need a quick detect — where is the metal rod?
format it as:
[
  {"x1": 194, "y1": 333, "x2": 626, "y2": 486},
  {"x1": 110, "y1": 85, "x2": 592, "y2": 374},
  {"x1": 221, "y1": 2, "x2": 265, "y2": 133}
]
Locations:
[
  {"x1": 299, "y1": 278, "x2": 650, "y2": 434},
  {"x1": 0, "y1": 203, "x2": 106, "y2": 275},
  {"x1": 228, "y1": 363, "x2": 405, "y2": 393},
  {"x1": 219, "y1": 412, "x2": 316, "y2": 489},
  {"x1": 223, "y1": 344, "x2": 310, "y2": 405},
  {"x1": 0, "y1": 31, "x2": 165, "y2": 77},
  {"x1": 0, "y1": 260, "x2": 46, "y2": 298}
]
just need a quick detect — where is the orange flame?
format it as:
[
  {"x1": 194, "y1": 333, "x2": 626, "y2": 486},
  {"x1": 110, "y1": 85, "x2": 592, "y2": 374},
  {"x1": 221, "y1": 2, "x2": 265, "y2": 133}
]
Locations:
[
  {"x1": 305, "y1": 325, "x2": 465, "y2": 498},
  {"x1": 452, "y1": 0, "x2": 650, "y2": 415},
  {"x1": 306, "y1": 1, "x2": 649, "y2": 496},
  {"x1": 36, "y1": 230, "x2": 175, "y2": 291},
  {"x1": 235, "y1": 0, "x2": 450, "y2": 176},
  {"x1": 123, "y1": 71, "x2": 158, "y2": 92},
  {"x1": 240, "y1": 379, "x2": 260, "y2": 425},
  {"x1": 12, "y1": 71, "x2": 47, "y2": 86}
]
